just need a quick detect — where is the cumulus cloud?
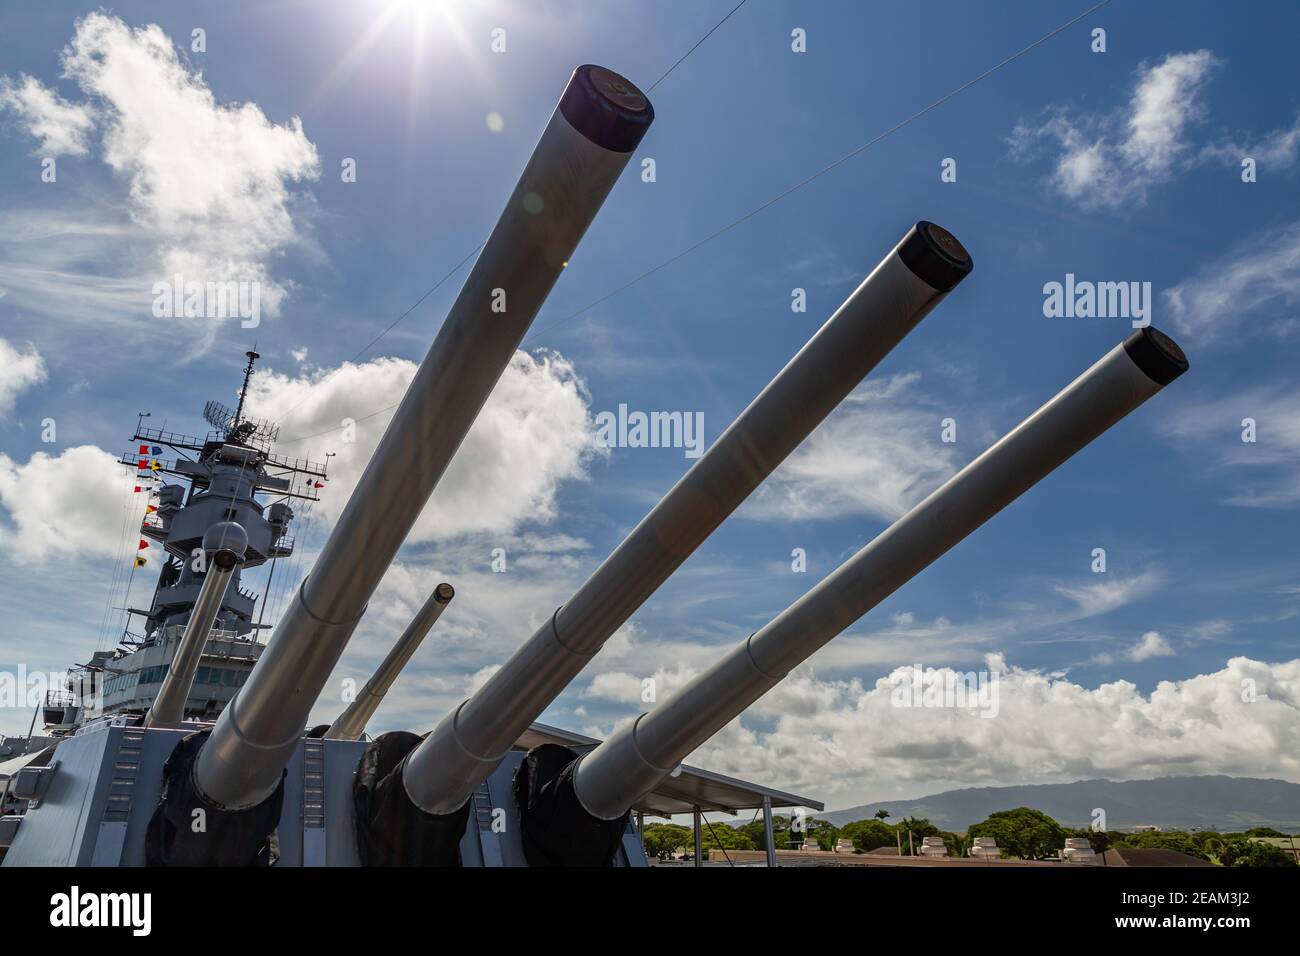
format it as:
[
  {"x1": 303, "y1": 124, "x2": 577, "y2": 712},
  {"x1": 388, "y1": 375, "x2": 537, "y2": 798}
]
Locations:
[
  {"x1": 246, "y1": 350, "x2": 603, "y2": 542},
  {"x1": 668, "y1": 655, "x2": 1300, "y2": 805},
  {"x1": 1008, "y1": 50, "x2": 1220, "y2": 209},
  {"x1": 582, "y1": 663, "x2": 701, "y2": 706},
  {"x1": 745, "y1": 372, "x2": 960, "y2": 523},
  {"x1": 0, "y1": 338, "x2": 47, "y2": 417},
  {"x1": 1128, "y1": 630, "x2": 1174, "y2": 661},
  {"x1": 1159, "y1": 384, "x2": 1300, "y2": 507},
  {"x1": 1164, "y1": 221, "x2": 1300, "y2": 346},
  {"x1": 0, "y1": 74, "x2": 95, "y2": 155},
  {"x1": 1094, "y1": 630, "x2": 1175, "y2": 665},
  {"x1": 0, "y1": 445, "x2": 127, "y2": 563}
]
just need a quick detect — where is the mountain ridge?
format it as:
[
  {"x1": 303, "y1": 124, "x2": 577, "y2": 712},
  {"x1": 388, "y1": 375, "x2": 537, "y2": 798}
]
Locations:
[{"x1": 820, "y1": 775, "x2": 1300, "y2": 831}]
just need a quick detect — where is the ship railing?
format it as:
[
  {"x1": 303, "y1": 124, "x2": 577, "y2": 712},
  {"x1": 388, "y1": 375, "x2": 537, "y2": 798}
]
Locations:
[
  {"x1": 262, "y1": 451, "x2": 327, "y2": 478},
  {"x1": 160, "y1": 625, "x2": 266, "y2": 655},
  {"x1": 44, "y1": 690, "x2": 76, "y2": 708},
  {"x1": 134, "y1": 426, "x2": 208, "y2": 454}
]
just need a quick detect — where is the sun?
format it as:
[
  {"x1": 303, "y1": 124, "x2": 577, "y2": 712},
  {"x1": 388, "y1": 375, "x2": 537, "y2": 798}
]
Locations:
[{"x1": 310, "y1": 0, "x2": 494, "y2": 120}]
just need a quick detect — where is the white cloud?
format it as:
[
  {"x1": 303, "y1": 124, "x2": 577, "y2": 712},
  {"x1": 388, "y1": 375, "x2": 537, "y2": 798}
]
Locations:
[
  {"x1": 0, "y1": 338, "x2": 47, "y2": 417},
  {"x1": 1008, "y1": 50, "x2": 1221, "y2": 209},
  {"x1": 1122, "y1": 50, "x2": 1219, "y2": 175},
  {"x1": 0, "y1": 445, "x2": 127, "y2": 563},
  {"x1": 582, "y1": 664, "x2": 700, "y2": 705},
  {"x1": 1051, "y1": 570, "x2": 1166, "y2": 618},
  {"x1": 59, "y1": 13, "x2": 319, "y2": 317},
  {"x1": 246, "y1": 350, "x2": 603, "y2": 542},
  {"x1": 1095, "y1": 629, "x2": 1175, "y2": 665},
  {"x1": 0, "y1": 74, "x2": 95, "y2": 156},
  {"x1": 0, "y1": 14, "x2": 319, "y2": 343},
  {"x1": 1201, "y1": 114, "x2": 1300, "y2": 169},
  {"x1": 663, "y1": 656, "x2": 1300, "y2": 806},
  {"x1": 1164, "y1": 221, "x2": 1300, "y2": 346},
  {"x1": 1128, "y1": 630, "x2": 1174, "y2": 661},
  {"x1": 745, "y1": 372, "x2": 960, "y2": 523}
]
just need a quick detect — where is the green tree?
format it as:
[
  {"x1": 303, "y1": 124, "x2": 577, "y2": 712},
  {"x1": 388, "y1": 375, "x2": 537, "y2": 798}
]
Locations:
[
  {"x1": 1125, "y1": 830, "x2": 1211, "y2": 861},
  {"x1": 736, "y1": 819, "x2": 767, "y2": 848},
  {"x1": 840, "y1": 819, "x2": 895, "y2": 853},
  {"x1": 642, "y1": 823, "x2": 691, "y2": 859},
  {"x1": 1220, "y1": 840, "x2": 1297, "y2": 867},
  {"x1": 1243, "y1": 827, "x2": 1287, "y2": 838},
  {"x1": 698, "y1": 824, "x2": 756, "y2": 853},
  {"x1": 967, "y1": 808, "x2": 1065, "y2": 860}
]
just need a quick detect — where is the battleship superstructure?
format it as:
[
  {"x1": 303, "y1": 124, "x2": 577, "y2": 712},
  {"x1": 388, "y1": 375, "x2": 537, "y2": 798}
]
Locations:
[
  {"x1": 0, "y1": 64, "x2": 1189, "y2": 867},
  {"x1": 44, "y1": 350, "x2": 325, "y2": 736}
]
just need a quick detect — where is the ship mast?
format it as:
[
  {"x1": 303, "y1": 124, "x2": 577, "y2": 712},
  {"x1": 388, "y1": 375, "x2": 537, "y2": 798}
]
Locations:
[{"x1": 232, "y1": 349, "x2": 259, "y2": 433}]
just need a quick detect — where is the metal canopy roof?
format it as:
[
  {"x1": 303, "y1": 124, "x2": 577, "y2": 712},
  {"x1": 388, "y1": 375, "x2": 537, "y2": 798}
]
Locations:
[{"x1": 516, "y1": 723, "x2": 823, "y2": 819}]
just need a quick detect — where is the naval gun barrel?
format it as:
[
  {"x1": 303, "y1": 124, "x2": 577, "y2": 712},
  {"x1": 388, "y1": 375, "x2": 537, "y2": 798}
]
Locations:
[
  {"x1": 403, "y1": 221, "x2": 976, "y2": 815},
  {"x1": 145, "y1": 522, "x2": 248, "y2": 730},
  {"x1": 193, "y1": 65, "x2": 654, "y2": 810},
  {"x1": 572, "y1": 328, "x2": 1189, "y2": 820},
  {"x1": 323, "y1": 583, "x2": 455, "y2": 741}
]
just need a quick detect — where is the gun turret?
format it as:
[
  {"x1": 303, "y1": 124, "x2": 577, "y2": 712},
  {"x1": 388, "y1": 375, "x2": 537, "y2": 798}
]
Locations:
[
  {"x1": 397, "y1": 222, "x2": 975, "y2": 827},
  {"x1": 144, "y1": 522, "x2": 248, "y2": 730},
  {"x1": 323, "y1": 583, "x2": 455, "y2": 741},
  {"x1": 557, "y1": 328, "x2": 1188, "y2": 848}
]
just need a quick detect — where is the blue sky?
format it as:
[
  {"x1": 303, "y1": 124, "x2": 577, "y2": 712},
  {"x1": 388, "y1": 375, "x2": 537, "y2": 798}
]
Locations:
[{"x1": 0, "y1": 0, "x2": 1296, "y2": 808}]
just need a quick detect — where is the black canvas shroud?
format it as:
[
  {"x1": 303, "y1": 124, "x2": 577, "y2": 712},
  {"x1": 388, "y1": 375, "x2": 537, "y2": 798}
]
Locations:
[
  {"x1": 145, "y1": 730, "x2": 284, "y2": 866},
  {"x1": 353, "y1": 731, "x2": 470, "y2": 866},
  {"x1": 514, "y1": 743, "x2": 630, "y2": 866}
]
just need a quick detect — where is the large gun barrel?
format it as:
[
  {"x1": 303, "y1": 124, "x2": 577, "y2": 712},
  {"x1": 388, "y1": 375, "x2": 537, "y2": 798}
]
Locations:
[
  {"x1": 145, "y1": 522, "x2": 248, "y2": 730},
  {"x1": 192, "y1": 65, "x2": 654, "y2": 811},
  {"x1": 323, "y1": 582, "x2": 455, "y2": 741},
  {"x1": 402, "y1": 221, "x2": 975, "y2": 815},
  {"x1": 572, "y1": 327, "x2": 1189, "y2": 822}
]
